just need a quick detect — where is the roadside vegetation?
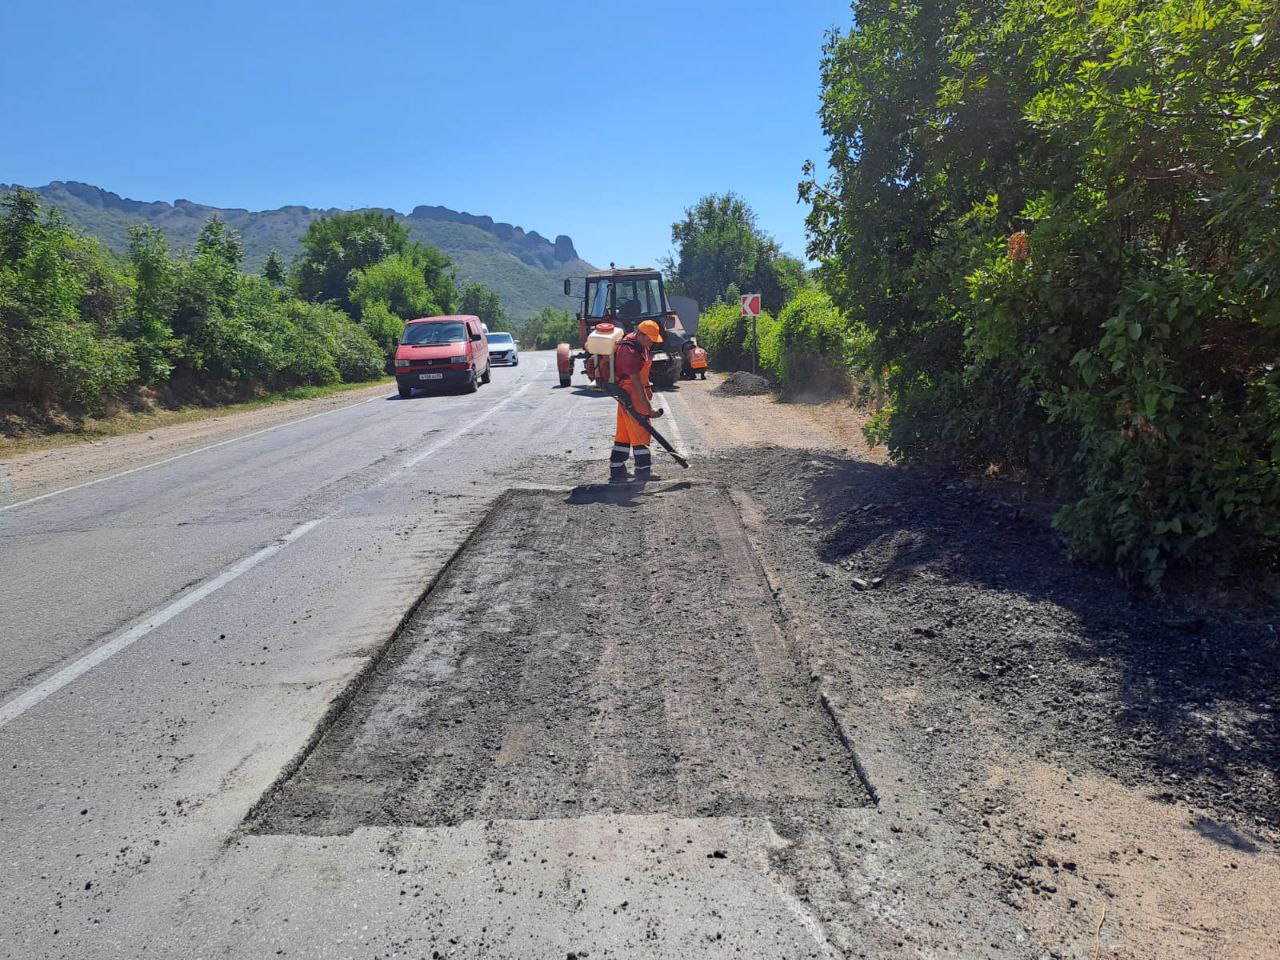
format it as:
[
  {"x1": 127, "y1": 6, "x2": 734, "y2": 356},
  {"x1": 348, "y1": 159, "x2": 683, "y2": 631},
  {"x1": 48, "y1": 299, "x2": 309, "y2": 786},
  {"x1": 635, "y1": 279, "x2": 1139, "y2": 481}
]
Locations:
[
  {"x1": 663, "y1": 193, "x2": 865, "y2": 401},
  {"x1": 518, "y1": 307, "x2": 578, "y2": 349},
  {"x1": 677, "y1": 0, "x2": 1278, "y2": 586},
  {"x1": 802, "y1": 0, "x2": 1279, "y2": 585},
  {"x1": 0, "y1": 192, "x2": 509, "y2": 437}
]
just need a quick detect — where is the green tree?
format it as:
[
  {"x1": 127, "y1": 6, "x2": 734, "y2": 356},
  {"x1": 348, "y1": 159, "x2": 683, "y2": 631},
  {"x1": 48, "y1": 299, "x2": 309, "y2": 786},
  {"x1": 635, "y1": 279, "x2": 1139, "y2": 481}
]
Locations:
[
  {"x1": 0, "y1": 188, "x2": 41, "y2": 262},
  {"x1": 127, "y1": 224, "x2": 177, "y2": 382},
  {"x1": 459, "y1": 282, "x2": 509, "y2": 331},
  {"x1": 348, "y1": 245, "x2": 459, "y2": 352},
  {"x1": 805, "y1": 0, "x2": 1280, "y2": 583},
  {"x1": 261, "y1": 248, "x2": 286, "y2": 285},
  {"x1": 170, "y1": 215, "x2": 251, "y2": 377},
  {"x1": 350, "y1": 253, "x2": 441, "y2": 323},
  {"x1": 518, "y1": 307, "x2": 578, "y2": 349},
  {"x1": 293, "y1": 210, "x2": 410, "y2": 312},
  {"x1": 664, "y1": 193, "x2": 804, "y2": 314},
  {"x1": 1, "y1": 193, "x2": 137, "y2": 411}
]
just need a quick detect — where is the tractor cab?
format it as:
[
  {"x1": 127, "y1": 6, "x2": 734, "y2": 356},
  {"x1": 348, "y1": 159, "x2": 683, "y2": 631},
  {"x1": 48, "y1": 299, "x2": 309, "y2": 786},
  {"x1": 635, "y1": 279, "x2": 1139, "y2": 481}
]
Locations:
[
  {"x1": 557, "y1": 268, "x2": 687, "y2": 387},
  {"x1": 585, "y1": 271, "x2": 666, "y2": 326}
]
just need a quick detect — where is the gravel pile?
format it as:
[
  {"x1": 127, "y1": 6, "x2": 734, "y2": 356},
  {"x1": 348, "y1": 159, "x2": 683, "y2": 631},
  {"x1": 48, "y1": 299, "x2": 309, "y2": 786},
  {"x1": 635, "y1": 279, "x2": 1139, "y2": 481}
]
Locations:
[{"x1": 713, "y1": 371, "x2": 773, "y2": 396}]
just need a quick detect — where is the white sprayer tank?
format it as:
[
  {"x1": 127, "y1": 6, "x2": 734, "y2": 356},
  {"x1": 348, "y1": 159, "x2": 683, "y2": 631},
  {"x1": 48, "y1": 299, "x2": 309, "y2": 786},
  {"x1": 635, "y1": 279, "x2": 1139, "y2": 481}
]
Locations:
[{"x1": 586, "y1": 323, "x2": 625, "y2": 356}]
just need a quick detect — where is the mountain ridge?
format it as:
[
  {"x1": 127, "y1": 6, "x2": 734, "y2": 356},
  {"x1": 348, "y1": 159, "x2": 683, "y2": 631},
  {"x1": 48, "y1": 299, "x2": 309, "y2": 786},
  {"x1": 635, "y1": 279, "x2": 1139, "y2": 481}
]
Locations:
[{"x1": 1, "y1": 180, "x2": 593, "y2": 320}]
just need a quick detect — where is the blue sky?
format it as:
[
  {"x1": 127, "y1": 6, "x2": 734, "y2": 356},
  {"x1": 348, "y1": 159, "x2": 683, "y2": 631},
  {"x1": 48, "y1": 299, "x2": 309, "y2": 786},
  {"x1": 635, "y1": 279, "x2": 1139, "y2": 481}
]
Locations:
[{"x1": 2, "y1": 0, "x2": 852, "y2": 268}]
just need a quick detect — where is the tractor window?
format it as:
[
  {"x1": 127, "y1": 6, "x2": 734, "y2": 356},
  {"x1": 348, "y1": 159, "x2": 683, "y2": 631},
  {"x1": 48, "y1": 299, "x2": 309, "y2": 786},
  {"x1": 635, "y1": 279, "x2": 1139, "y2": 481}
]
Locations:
[
  {"x1": 587, "y1": 279, "x2": 612, "y2": 318},
  {"x1": 612, "y1": 278, "x2": 665, "y2": 321},
  {"x1": 586, "y1": 276, "x2": 666, "y2": 321}
]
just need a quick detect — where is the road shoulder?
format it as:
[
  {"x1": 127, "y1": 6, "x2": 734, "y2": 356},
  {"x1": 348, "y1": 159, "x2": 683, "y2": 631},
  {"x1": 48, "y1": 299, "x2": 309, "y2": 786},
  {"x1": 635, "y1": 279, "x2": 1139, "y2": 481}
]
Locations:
[
  {"x1": 0, "y1": 380, "x2": 394, "y2": 506},
  {"x1": 673, "y1": 373, "x2": 1280, "y2": 960}
]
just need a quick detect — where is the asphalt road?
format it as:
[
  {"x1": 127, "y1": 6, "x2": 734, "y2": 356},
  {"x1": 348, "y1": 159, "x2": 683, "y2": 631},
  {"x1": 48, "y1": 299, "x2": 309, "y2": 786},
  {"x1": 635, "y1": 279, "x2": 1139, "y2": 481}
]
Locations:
[{"x1": 4, "y1": 352, "x2": 716, "y2": 958}]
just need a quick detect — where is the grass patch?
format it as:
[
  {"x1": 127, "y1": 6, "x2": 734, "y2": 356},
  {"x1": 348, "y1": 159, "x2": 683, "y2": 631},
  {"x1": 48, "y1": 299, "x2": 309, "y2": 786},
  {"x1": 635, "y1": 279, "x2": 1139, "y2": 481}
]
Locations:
[{"x1": 1, "y1": 377, "x2": 392, "y2": 458}]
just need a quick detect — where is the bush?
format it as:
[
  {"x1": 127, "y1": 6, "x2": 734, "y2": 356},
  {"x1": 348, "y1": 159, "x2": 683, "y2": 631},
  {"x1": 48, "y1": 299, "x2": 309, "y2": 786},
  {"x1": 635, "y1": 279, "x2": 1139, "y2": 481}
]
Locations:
[
  {"x1": 518, "y1": 307, "x2": 578, "y2": 349},
  {"x1": 806, "y1": 0, "x2": 1280, "y2": 584},
  {"x1": 287, "y1": 300, "x2": 383, "y2": 384},
  {"x1": 0, "y1": 193, "x2": 139, "y2": 414},
  {"x1": 1, "y1": 192, "x2": 390, "y2": 426},
  {"x1": 770, "y1": 285, "x2": 865, "y2": 397},
  {"x1": 698, "y1": 300, "x2": 774, "y2": 374},
  {"x1": 356, "y1": 301, "x2": 405, "y2": 356},
  {"x1": 350, "y1": 253, "x2": 441, "y2": 329}
]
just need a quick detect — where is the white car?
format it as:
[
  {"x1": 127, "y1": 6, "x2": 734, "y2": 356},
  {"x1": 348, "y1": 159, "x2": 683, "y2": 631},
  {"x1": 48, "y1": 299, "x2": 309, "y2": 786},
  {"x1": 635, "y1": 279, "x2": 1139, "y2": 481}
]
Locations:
[{"x1": 487, "y1": 332, "x2": 520, "y2": 366}]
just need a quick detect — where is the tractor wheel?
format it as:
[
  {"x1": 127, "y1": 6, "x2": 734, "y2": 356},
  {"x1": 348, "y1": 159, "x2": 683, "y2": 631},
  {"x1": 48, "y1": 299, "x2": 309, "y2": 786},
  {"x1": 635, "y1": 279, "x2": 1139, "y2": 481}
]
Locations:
[
  {"x1": 650, "y1": 364, "x2": 679, "y2": 390},
  {"x1": 555, "y1": 342, "x2": 573, "y2": 387}
]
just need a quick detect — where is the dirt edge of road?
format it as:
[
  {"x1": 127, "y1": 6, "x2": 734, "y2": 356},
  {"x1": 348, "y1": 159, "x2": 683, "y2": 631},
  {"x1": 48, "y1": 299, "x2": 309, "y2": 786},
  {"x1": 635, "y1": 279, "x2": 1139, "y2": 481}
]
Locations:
[
  {"x1": 1, "y1": 378, "x2": 395, "y2": 451},
  {"x1": 708, "y1": 442, "x2": 1279, "y2": 960},
  {"x1": 0, "y1": 378, "x2": 396, "y2": 506}
]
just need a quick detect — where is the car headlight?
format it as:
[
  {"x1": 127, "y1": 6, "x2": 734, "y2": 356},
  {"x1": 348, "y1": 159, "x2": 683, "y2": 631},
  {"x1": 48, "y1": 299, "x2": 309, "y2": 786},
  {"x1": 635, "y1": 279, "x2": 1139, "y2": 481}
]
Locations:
[
  {"x1": 394, "y1": 359, "x2": 410, "y2": 367},
  {"x1": 450, "y1": 355, "x2": 468, "y2": 363}
]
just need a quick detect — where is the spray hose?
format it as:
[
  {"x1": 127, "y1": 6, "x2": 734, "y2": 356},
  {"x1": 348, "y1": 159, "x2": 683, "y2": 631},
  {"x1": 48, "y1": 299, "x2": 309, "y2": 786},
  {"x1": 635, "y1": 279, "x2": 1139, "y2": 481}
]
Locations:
[{"x1": 600, "y1": 383, "x2": 690, "y2": 469}]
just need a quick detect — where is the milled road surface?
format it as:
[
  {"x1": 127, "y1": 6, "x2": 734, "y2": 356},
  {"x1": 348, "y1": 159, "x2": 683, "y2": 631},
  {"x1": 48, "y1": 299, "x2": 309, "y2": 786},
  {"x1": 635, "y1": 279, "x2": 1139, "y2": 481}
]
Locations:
[{"x1": 251, "y1": 487, "x2": 868, "y2": 833}]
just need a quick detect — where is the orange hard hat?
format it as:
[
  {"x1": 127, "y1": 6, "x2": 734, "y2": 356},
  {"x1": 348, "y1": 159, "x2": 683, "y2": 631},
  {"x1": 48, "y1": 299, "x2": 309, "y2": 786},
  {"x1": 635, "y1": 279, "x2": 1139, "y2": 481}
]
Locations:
[{"x1": 637, "y1": 319, "x2": 664, "y2": 343}]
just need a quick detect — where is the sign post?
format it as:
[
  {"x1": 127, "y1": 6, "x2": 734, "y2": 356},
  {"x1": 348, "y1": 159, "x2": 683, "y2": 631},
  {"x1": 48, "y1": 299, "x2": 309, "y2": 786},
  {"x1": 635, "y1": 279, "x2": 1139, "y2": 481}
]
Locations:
[{"x1": 740, "y1": 293, "x2": 762, "y2": 373}]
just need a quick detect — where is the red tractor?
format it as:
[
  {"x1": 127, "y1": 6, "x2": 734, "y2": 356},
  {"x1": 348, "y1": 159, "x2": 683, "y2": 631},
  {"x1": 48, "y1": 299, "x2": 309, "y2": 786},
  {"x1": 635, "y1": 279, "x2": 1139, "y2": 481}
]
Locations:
[{"x1": 557, "y1": 268, "x2": 688, "y2": 389}]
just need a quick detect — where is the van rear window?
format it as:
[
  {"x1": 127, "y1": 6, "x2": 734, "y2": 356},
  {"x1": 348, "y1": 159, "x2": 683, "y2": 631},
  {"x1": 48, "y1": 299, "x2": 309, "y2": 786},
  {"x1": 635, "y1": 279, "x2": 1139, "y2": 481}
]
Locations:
[{"x1": 402, "y1": 322, "x2": 465, "y2": 345}]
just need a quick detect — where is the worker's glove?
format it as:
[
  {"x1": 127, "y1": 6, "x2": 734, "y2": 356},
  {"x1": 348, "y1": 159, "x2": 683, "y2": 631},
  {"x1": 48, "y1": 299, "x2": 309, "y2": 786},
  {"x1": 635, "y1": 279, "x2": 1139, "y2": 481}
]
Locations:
[{"x1": 649, "y1": 409, "x2": 664, "y2": 419}]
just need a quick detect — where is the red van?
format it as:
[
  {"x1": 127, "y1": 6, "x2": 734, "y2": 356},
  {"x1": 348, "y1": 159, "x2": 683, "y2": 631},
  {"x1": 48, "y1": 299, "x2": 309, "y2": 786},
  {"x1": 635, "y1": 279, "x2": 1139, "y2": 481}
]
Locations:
[{"x1": 393, "y1": 315, "x2": 491, "y2": 397}]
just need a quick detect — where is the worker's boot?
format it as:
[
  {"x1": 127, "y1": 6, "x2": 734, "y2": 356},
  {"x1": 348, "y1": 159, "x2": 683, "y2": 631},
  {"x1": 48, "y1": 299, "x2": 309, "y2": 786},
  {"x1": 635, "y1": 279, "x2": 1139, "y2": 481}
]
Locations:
[
  {"x1": 633, "y1": 445, "x2": 657, "y2": 482},
  {"x1": 609, "y1": 443, "x2": 631, "y2": 483}
]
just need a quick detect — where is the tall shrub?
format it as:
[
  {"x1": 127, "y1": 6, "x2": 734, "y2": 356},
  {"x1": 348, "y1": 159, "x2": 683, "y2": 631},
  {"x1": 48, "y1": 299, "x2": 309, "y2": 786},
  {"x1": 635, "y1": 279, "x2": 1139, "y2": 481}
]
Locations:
[
  {"x1": 806, "y1": 0, "x2": 1280, "y2": 583},
  {"x1": 698, "y1": 300, "x2": 775, "y2": 375},
  {"x1": 772, "y1": 285, "x2": 864, "y2": 396}
]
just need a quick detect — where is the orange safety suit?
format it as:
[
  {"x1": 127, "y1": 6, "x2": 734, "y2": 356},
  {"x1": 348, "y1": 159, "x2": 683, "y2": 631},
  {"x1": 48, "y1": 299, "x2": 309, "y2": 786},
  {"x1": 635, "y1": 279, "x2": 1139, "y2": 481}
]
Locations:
[
  {"x1": 609, "y1": 333, "x2": 657, "y2": 481},
  {"x1": 613, "y1": 334, "x2": 655, "y2": 447}
]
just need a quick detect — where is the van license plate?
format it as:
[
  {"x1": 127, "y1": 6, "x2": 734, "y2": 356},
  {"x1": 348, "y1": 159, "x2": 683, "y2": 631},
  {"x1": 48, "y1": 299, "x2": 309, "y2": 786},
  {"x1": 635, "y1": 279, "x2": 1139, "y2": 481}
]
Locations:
[
  {"x1": 651, "y1": 352, "x2": 669, "y2": 361},
  {"x1": 420, "y1": 373, "x2": 444, "y2": 380}
]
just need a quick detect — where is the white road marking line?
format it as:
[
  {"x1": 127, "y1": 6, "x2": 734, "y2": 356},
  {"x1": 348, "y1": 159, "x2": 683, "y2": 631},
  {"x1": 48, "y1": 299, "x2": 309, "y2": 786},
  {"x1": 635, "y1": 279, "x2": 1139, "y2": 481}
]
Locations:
[
  {"x1": 402, "y1": 378, "x2": 539, "y2": 469},
  {"x1": 662, "y1": 392, "x2": 689, "y2": 458},
  {"x1": 3, "y1": 357, "x2": 558, "y2": 514},
  {"x1": 0, "y1": 393, "x2": 387, "y2": 514},
  {"x1": 0, "y1": 518, "x2": 324, "y2": 730},
  {"x1": 0, "y1": 357, "x2": 558, "y2": 728}
]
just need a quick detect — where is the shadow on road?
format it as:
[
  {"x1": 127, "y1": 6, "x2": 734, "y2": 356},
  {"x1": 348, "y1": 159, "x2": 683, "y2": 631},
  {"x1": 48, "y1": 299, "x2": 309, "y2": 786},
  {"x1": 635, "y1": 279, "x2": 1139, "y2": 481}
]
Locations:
[{"x1": 565, "y1": 480, "x2": 693, "y2": 507}]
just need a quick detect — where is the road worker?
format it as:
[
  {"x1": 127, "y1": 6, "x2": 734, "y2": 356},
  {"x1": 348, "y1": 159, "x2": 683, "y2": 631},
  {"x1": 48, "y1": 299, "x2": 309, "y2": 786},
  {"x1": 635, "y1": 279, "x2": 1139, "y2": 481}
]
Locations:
[
  {"x1": 682, "y1": 337, "x2": 709, "y2": 380},
  {"x1": 609, "y1": 318, "x2": 664, "y2": 483}
]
